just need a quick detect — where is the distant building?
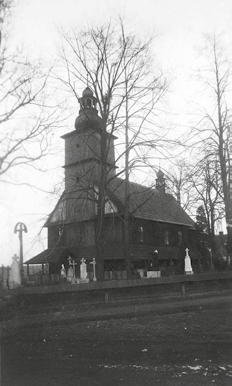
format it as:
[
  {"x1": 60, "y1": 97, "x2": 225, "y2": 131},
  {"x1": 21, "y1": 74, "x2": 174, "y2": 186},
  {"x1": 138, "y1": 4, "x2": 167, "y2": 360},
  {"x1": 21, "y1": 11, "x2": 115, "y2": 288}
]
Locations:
[{"x1": 26, "y1": 87, "x2": 201, "y2": 281}]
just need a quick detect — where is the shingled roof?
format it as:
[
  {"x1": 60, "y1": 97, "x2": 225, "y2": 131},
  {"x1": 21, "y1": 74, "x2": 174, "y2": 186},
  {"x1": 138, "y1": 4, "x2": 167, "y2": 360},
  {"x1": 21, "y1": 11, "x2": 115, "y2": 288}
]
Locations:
[
  {"x1": 25, "y1": 246, "x2": 96, "y2": 265},
  {"x1": 107, "y1": 178, "x2": 195, "y2": 228},
  {"x1": 25, "y1": 247, "x2": 69, "y2": 264},
  {"x1": 44, "y1": 177, "x2": 195, "y2": 228}
]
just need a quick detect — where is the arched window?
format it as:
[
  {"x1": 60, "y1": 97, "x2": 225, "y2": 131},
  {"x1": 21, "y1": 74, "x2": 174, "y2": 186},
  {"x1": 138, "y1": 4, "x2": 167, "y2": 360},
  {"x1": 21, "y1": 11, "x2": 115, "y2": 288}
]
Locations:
[{"x1": 86, "y1": 98, "x2": 91, "y2": 108}]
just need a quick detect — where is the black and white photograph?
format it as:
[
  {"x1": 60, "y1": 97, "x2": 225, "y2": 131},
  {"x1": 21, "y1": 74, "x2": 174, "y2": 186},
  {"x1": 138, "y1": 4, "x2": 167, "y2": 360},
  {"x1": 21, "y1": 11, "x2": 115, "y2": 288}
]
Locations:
[{"x1": 0, "y1": 0, "x2": 232, "y2": 384}]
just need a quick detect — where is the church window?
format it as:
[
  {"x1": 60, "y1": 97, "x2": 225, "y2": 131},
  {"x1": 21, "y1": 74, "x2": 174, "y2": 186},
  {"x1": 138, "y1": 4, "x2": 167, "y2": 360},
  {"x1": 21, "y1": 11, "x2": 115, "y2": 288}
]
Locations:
[
  {"x1": 68, "y1": 142, "x2": 72, "y2": 162},
  {"x1": 93, "y1": 185, "x2": 117, "y2": 214},
  {"x1": 153, "y1": 230, "x2": 159, "y2": 245},
  {"x1": 58, "y1": 225, "x2": 63, "y2": 236},
  {"x1": 76, "y1": 176, "x2": 80, "y2": 183},
  {"x1": 164, "y1": 230, "x2": 169, "y2": 245},
  {"x1": 86, "y1": 98, "x2": 91, "y2": 108},
  {"x1": 178, "y1": 231, "x2": 182, "y2": 245},
  {"x1": 105, "y1": 199, "x2": 117, "y2": 214},
  {"x1": 138, "y1": 226, "x2": 144, "y2": 243}
]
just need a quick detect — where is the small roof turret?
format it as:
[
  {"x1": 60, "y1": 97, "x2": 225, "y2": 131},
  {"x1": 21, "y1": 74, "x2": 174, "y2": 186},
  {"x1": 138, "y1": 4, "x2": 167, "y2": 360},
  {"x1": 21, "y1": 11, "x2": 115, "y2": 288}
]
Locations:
[
  {"x1": 156, "y1": 169, "x2": 166, "y2": 193},
  {"x1": 157, "y1": 169, "x2": 164, "y2": 178},
  {"x1": 75, "y1": 86, "x2": 102, "y2": 131},
  {"x1": 82, "y1": 86, "x2": 93, "y2": 97}
]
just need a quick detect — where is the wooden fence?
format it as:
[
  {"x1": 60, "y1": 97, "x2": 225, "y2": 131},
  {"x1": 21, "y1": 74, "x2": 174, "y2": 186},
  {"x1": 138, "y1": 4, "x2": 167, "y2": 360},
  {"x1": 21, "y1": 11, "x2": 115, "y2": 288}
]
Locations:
[{"x1": 26, "y1": 273, "x2": 60, "y2": 285}]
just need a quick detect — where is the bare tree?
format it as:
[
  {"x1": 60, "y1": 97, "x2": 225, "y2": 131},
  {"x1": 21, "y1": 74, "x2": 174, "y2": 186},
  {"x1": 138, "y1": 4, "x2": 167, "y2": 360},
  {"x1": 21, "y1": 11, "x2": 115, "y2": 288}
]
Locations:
[
  {"x1": 193, "y1": 34, "x2": 230, "y2": 225},
  {"x1": 165, "y1": 158, "x2": 194, "y2": 211},
  {"x1": 189, "y1": 154, "x2": 225, "y2": 254},
  {"x1": 0, "y1": 0, "x2": 63, "y2": 183},
  {"x1": 58, "y1": 19, "x2": 170, "y2": 278}
]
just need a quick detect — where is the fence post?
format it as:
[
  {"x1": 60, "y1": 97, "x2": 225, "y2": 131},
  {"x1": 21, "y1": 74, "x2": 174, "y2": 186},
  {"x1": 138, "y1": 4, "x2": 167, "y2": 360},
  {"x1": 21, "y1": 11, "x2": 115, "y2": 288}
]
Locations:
[
  {"x1": 7, "y1": 266, "x2": 10, "y2": 289},
  {"x1": 105, "y1": 291, "x2": 109, "y2": 304},
  {"x1": 181, "y1": 282, "x2": 186, "y2": 298}
]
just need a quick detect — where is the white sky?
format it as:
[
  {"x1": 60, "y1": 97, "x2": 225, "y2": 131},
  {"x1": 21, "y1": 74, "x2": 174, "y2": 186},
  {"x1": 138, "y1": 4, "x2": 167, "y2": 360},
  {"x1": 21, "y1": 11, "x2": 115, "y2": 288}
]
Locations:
[{"x1": 1, "y1": 0, "x2": 232, "y2": 266}]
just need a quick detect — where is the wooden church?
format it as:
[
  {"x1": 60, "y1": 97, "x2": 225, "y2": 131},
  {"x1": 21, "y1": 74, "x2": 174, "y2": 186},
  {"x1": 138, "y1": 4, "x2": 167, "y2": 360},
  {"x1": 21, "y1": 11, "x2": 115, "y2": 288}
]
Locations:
[{"x1": 25, "y1": 87, "x2": 201, "y2": 282}]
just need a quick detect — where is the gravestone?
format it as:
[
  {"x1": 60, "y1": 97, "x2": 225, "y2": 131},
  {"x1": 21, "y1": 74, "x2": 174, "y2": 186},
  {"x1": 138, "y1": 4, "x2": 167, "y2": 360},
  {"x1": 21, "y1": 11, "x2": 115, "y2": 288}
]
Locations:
[
  {"x1": 67, "y1": 266, "x2": 73, "y2": 282},
  {"x1": 137, "y1": 269, "x2": 145, "y2": 278},
  {"x1": 185, "y1": 248, "x2": 193, "y2": 275},
  {"x1": 80, "y1": 258, "x2": 87, "y2": 279},
  {"x1": 147, "y1": 271, "x2": 161, "y2": 278},
  {"x1": 67, "y1": 256, "x2": 77, "y2": 283},
  {"x1": 60, "y1": 264, "x2": 66, "y2": 278},
  {"x1": 9, "y1": 254, "x2": 21, "y2": 288},
  {"x1": 75, "y1": 258, "x2": 89, "y2": 283}
]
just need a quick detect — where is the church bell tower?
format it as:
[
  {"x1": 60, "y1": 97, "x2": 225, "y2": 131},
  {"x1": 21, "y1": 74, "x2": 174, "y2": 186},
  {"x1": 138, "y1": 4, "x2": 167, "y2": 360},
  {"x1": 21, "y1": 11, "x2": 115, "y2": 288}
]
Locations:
[{"x1": 61, "y1": 87, "x2": 116, "y2": 220}]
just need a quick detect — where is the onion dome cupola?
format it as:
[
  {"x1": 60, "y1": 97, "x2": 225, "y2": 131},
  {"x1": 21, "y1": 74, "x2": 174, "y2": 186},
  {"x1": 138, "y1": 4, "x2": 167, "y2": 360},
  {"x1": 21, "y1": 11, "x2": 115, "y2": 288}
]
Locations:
[
  {"x1": 75, "y1": 87, "x2": 103, "y2": 131},
  {"x1": 156, "y1": 169, "x2": 166, "y2": 193}
]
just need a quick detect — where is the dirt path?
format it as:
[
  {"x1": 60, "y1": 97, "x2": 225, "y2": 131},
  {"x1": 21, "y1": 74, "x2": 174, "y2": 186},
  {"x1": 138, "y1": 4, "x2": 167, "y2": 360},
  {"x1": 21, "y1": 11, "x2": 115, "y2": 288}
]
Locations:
[{"x1": 1, "y1": 291, "x2": 232, "y2": 385}]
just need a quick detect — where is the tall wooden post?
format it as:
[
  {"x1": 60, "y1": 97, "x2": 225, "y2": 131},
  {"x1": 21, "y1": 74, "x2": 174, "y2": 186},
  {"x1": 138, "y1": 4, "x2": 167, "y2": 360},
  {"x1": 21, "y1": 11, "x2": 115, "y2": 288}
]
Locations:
[
  {"x1": 227, "y1": 125, "x2": 232, "y2": 264},
  {"x1": 14, "y1": 222, "x2": 28, "y2": 283},
  {"x1": 124, "y1": 77, "x2": 132, "y2": 279}
]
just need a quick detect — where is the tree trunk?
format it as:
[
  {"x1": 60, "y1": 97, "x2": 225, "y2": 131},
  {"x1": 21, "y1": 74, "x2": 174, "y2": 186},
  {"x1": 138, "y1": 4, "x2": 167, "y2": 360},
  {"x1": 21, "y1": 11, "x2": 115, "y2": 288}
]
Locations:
[
  {"x1": 95, "y1": 121, "x2": 108, "y2": 280},
  {"x1": 124, "y1": 81, "x2": 132, "y2": 279}
]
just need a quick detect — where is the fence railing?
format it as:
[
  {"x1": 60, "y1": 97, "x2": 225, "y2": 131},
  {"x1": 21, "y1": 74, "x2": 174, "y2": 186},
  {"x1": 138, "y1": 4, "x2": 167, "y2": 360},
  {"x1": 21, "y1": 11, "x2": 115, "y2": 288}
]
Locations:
[{"x1": 26, "y1": 273, "x2": 60, "y2": 285}]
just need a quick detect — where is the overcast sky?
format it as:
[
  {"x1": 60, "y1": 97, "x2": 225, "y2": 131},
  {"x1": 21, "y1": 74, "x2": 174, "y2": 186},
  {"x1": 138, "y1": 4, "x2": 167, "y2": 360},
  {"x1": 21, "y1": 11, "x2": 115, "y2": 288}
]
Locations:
[{"x1": 1, "y1": 0, "x2": 232, "y2": 267}]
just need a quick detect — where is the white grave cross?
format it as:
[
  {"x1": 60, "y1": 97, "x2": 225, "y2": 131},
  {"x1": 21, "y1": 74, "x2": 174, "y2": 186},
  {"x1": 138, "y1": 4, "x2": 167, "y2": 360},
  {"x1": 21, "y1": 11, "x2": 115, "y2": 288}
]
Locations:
[
  {"x1": 185, "y1": 248, "x2": 193, "y2": 275},
  {"x1": 68, "y1": 256, "x2": 77, "y2": 278},
  {"x1": 90, "y1": 258, "x2": 97, "y2": 281}
]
